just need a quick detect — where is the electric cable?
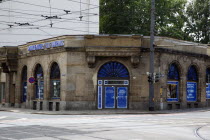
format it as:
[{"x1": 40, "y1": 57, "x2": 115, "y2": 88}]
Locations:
[
  {"x1": 48, "y1": 0, "x2": 53, "y2": 27},
  {"x1": 0, "y1": 14, "x2": 42, "y2": 20},
  {"x1": 0, "y1": 33, "x2": 63, "y2": 36},
  {"x1": 0, "y1": 7, "x2": 62, "y2": 14},
  {"x1": 6, "y1": 0, "x2": 99, "y2": 11},
  {"x1": 67, "y1": 0, "x2": 99, "y2": 7},
  {"x1": 0, "y1": 1, "x2": 99, "y2": 15},
  {"x1": 0, "y1": 0, "x2": 100, "y2": 42},
  {"x1": 5, "y1": 0, "x2": 66, "y2": 11},
  {"x1": 0, "y1": 11, "x2": 99, "y2": 32}
]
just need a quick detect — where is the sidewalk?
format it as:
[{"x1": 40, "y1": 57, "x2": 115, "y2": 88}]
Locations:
[{"x1": 1, "y1": 106, "x2": 210, "y2": 115}]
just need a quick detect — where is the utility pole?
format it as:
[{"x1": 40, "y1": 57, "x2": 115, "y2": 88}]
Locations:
[{"x1": 149, "y1": 0, "x2": 155, "y2": 111}]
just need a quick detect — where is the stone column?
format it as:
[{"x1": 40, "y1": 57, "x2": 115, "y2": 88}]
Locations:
[
  {"x1": 199, "y1": 71, "x2": 206, "y2": 107},
  {"x1": 43, "y1": 70, "x2": 49, "y2": 111},
  {"x1": 180, "y1": 76, "x2": 187, "y2": 108},
  {"x1": 27, "y1": 68, "x2": 34, "y2": 109},
  {"x1": 15, "y1": 70, "x2": 21, "y2": 108},
  {"x1": 5, "y1": 73, "x2": 15, "y2": 107}
]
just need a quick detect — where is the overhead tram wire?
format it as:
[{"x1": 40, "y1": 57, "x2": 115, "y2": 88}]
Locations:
[
  {"x1": 67, "y1": 0, "x2": 99, "y2": 7},
  {"x1": 0, "y1": 8, "x2": 99, "y2": 32},
  {"x1": 0, "y1": 5, "x2": 99, "y2": 21},
  {"x1": 0, "y1": 14, "x2": 43, "y2": 20},
  {"x1": 37, "y1": 26, "x2": 95, "y2": 33},
  {"x1": 0, "y1": 16, "x2": 99, "y2": 33},
  {"x1": 48, "y1": 0, "x2": 53, "y2": 27},
  {"x1": 37, "y1": 28, "x2": 57, "y2": 38},
  {"x1": 0, "y1": 9, "x2": 46, "y2": 17},
  {"x1": 0, "y1": 13, "x2": 99, "y2": 32},
  {"x1": 6, "y1": 0, "x2": 67, "y2": 11},
  {"x1": 1, "y1": 0, "x2": 99, "y2": 15},
  {"x1": 0, "y1": 8, "x2": 62, "y2": 14},
  {"x1": 6, "y1": 0, "x2": 99, "y2": 10},
  {"x1": 0, "y1": 33, "x2": 64, "y2": 36},
  {"x1": 0, "y1": 1, "x2": 99, "y2": 18},
  {"x1": 0, "y1": 41, "x2": 28, "y2": 43},
  {"x1": 0, "y1": 1, "x2": 99, "y2": 33},
  {"x1": 0, "y1": 15, "x2": 99, "y2": 34}
]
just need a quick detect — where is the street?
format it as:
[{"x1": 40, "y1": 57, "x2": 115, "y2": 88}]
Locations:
[{"x1": 0, "y1": 109, "x2": 210, "y2": 140}]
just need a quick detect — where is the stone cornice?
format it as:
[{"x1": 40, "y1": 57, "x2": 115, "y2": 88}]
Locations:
[
  {"x1": 86, "y1": 51, "x2": 140, "y2": 57},
  {"x1": 86, "y1": 46, "x2": 141, "y2": 68},
  {"x1": 141, "y1": 47, "x2": 209, "y2": 58}
]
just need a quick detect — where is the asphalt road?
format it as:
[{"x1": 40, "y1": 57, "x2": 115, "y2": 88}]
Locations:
[{"x1": 0, "y1": 110, "x2": 210, "y2": 140}]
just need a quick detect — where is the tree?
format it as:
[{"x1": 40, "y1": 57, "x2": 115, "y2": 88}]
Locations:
[
  {"x1": 100, "y1": 0, "x2": 192, "y2": 41},
  {"x1": 185, "y1": 0, "x2": 210, "y2": 44},
  {"x1": 155, "y1": 0, "x2": 191, "y2": 41},
  {"x1": 100, "y1": 0, "x2": 135, "y2": 34}
]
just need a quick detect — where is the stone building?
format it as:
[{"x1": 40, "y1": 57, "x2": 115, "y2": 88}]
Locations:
[{"x1": 0, "y1": 35, "x2": 209, "y2": 111}]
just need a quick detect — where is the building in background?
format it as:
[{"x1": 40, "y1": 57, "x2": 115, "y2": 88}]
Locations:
[
  {"x1": 0, "y1": 35, "x2": 209, "y2": 111},
  {"x1": 0, "y1": 0, "x2": 99, "y2": 46}
]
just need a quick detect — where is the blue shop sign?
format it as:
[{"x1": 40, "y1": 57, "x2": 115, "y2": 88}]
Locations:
[
  {"x1": 28, "y1": 40, "x2": 64, "y2": 51},
  {"x1": 206, "y1": 83, "x2": 210, "y2": 99},
  {"x1": 186, "y1": 82, "x2": 197, "y2": 101}
]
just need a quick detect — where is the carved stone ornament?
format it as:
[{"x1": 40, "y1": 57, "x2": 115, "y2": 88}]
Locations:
[
  {"x1": 131, "y1": 56, "x2": 140, "y2": 68},
  {"x1": 87, "y1": 55, "x2": 96, "y2": 68}
]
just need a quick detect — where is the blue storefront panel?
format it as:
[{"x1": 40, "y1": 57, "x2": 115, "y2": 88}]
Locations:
[
  {"x1": 22, "y1": 82, "x2": 27, "y2": 102},
  {"x1": 206, "y1": 83, "x2": 210, "y2": 99},
  {"x1": 98, "y1": 86, "x2": 102, "y2": 109},
  {"x1": 117, "y1": 87, "x2": 128, "y2": 108},
  {"x1": 186, "y1": 82, "x2": 197, "y2": 102},
  {"x1": 105, "y1": 87, "x2": 115, "y2": 108}
]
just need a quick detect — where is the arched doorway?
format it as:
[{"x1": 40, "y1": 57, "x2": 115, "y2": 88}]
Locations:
[
  {"x1": 186, "y1": 65, "x2": 198, "y2": 102},
  {"x1": 50, "y1": 62, "x2": 60, "y2": 99},
  {"x1": 21, "y1": 66, "x2": 27, "y2": 102},
  {"x1": 167, "y1": 63, "x2": 180, "y2": 102},
  {"x1": 34, "y1": 64, "x2": 44, "y2": 99},
  {"x1": 97, "y1": 61, "x2": 129, "y2": 109}
]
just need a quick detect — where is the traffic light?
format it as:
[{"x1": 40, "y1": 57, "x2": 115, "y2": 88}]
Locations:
[
  {"x1": 148, "y1": 75, "x2": 153, "y2": 83},
  {"x1": 154, "y1": 73, "x2": 160, "y2": 83}
]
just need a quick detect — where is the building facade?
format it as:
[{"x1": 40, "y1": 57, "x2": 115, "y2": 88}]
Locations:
[{"x1": 0, "y1": 35, "x2": 209, "y2": 111}]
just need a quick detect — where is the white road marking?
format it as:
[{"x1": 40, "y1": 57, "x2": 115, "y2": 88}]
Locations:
[
  {"x1": 0, "y1": 116, "x2": 7, "y2": 119},
  {"x1": 17, "y1": 118, "x2": 28, "y2": 121}
]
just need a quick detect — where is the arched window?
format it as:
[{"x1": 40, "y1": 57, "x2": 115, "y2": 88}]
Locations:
[
  {"x1": 167, "y1": 63, "x2": 179, "y2": 101},
  {"x1": 206, "y1": 68, "x2": 210, "y2": 99},
  {"x1": 206, "y1": 68, "x2": 210, "y2": 83},
  {"x1": 50, "y1": 62, "x2": 60, "y2": 99},
  {"x1": 21, "y1": 66, "x2": 27, "y2": 102},
  {"x1": 34, "y1": 64, "x2": 44, "y2": 99},
  {"x1": 98, "y1": 62, "x2": 129, "y2": 78},
  {"x1": 167, "y1": 63, "x2": 179, "y2": 80},
  {"x1": 186, "y1": 65, "x2": 198, "y2": 102},
  {"x1": 187, "y1": 66, "x2": 198, "y2": 81}
]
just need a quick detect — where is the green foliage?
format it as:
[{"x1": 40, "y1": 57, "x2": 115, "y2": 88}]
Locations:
[
  {"x1": 185, "y1": 0, "x2": 210, "y2": 44},
  {"x1": 100, "y1": 0, "x2": 208, "y2": 43},
  {"x1": 100, "y1": 0, "x2": 136, "y2": 34}
]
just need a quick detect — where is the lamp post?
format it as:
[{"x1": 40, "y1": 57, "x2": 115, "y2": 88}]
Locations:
[{"x1": 149, "y1": 0, "x2": 155, "y2": 111}]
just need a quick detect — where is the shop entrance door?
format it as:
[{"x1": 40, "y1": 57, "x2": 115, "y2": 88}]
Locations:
[
  {"x1": 98, "y1": 80, "x2": 129, "y2": 109},
  {"x1": 97, "y1": 61, "x2": 130, "y2": 109}
]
